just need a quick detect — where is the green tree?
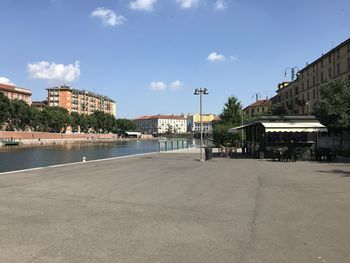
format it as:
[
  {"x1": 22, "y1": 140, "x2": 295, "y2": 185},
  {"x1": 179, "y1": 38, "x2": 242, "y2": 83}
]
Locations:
[
  {"x1": 116, "y1": 118, "x2": 136, "y2": 132},
  {"x1": 28, "y1": 107, "x2": 43, "y2": 131},
  {"x1": 220, "y1": 96, "x2": 243, "y2": 125},
  {"x1": 86, "y1": 114, "x2": 97, "y2": 133},
  {"x1": 313, "y1": 80, "x2": 350, "y2": 151},
  {"x1": 214, "y1": 96, "x2": 244, "y2": 147},
  {"x1": 41, "y1": 107, "x2": 70, "y2": 133},
  {"x1": 268, "y1": 103, "x2": 287, "y2": 116},
  {"x1": 313, "y1": 80, "x2": 350, "y2": 129},
  {"x1": 0, "y1": 92, "x2": 12, "y2": 127},
  {"x1": 9, "y1": 100, "x2": 31, "y2": 131},
  {"x1": 213, "y1": 123, "x2": 241, "y2": 147}
]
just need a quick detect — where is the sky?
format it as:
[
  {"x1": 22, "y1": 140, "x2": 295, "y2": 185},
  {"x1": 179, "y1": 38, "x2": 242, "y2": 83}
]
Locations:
[{"x1": 0, "y1": 0, "x2": 349, "y2": 118}]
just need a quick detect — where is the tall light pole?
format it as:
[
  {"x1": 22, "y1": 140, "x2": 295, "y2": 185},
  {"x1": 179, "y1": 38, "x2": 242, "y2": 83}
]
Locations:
[
  {"x1": 194, "y1": 88, "x2": 209, "y2": 161},
  {"x1": 284, "y1": 66, "x2": 300, "y2": 114}
]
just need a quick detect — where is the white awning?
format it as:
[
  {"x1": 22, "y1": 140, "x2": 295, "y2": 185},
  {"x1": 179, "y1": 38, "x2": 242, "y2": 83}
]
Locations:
[
  {"x1": 261, "y1": 122, "x2": 327, "y2": 133},
  {"x1": 228, "y1": 121, "x2": 327, "y2": 133},
  {"x1": 125, "y1": 131, "x2": 141, "y2": 136}
]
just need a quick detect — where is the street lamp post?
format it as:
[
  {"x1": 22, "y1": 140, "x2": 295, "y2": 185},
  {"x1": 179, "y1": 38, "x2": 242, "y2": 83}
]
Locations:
[
  {"x1": 284, "y1": 66, "x2": 300, "y2": 114},
  {"x1": 194, "y1": 88, "x2": 209, "y2": 161}
]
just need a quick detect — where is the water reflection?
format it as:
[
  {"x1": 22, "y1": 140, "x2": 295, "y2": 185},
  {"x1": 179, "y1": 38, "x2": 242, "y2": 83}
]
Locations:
[{"x1": 0, "y1": 139, "x2": 196, "y2": 173}]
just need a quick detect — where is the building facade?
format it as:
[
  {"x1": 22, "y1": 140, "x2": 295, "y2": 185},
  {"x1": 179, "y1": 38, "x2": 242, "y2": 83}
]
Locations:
[
  {"x1": 47, "y1": 86, "x2": 116, "y2": 117},
  {"x1": 135, "y1": 115, "x2": 187, "y2": 134},
  {"x1": 275, "y1": 38, "x2": 350, "y2": 115},
  {"x1": 0, "y1": 83, "x2": 32, "y2": 105},
  {"x1": 244, "y1": 99, "x2": 272, "y2": 118},
  {"x1": 187, "y1": 113, "x2": 218, "y2": 133},
  {"x1": 31, "y1": 101, "x2": 48, "y2": 111}
]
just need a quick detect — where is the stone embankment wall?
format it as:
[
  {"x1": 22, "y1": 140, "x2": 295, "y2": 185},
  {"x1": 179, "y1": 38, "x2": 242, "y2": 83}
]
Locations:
[{"x1": 0, "y1": 131, "x2": 118, "y2": 146}]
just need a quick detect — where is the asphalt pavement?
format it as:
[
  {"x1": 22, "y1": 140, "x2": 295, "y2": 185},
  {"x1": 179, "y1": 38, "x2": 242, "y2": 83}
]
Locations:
[{"x1": 0, "y1": 150, "x2": 350, "y2": 262}]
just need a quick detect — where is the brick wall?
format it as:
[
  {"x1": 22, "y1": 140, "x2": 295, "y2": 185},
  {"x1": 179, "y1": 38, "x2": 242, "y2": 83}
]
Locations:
[{"x1": 0, "y1": 131, "x2": 117, "y2": 140}]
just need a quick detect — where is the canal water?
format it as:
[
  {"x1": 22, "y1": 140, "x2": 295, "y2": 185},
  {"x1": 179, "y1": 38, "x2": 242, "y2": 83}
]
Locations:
[{"x1": 0, "y1": 139, "x2": 197, "y2": 173}]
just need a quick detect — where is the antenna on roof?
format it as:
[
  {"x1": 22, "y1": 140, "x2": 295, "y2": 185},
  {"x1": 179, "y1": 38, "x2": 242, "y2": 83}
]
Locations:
[{"x1": 252, "y1": 93, "x2": 261, "y2": 101}]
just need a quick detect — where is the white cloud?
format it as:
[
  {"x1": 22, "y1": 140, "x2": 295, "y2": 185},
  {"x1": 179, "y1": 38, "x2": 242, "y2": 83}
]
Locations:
[
  {"x1": 27, "y1": 61, "x2": 80, "y2": 83},
  {"x1": 177, "y1": 0, "x2": 200, "y2": 9},
  {"x1": 0, "y1": 77, "x2": 15, "y2": 85},
  {"x1": 207, "y1": 52, "x2": 226, "y2": 62},
  {"x1": 91, "y1": 7, "x2": 126, "y2": 26},
  {"x1": 214, "y1": 0, "x2": 228, "y2": 10},
  {"x1": 150, "y1": 81, "x2": 166, "y2": 90},
  {"x1": 170, "y1": 80, "x2": 183, "y2": 90},
  {"x1": 130, "y1": 0, "x2": 157, "y2": 11}
]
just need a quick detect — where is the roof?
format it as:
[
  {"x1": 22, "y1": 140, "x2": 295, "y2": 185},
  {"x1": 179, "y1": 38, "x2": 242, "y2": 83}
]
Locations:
[
  {"x1": 244, "y1": 99, "x2": 271, "y2": 109},
  {"x1": 0, "y1": 83, "x2": 32, "y2": 95},
  {"x1": 300, "y1": 37, "x2": 350, "y2": 74},
  {"x1": 228, "y1": 116, "x2": 327, "y2": 133},
  {"x1": 47, "y1": 86, "x2": 115, "y2": 103},
  {"x1": 31, "y1": 101, "x2": 48, "y2": 107},
  {"x1": 136, "y1": 115, "x2": 186, "y2": 120}
]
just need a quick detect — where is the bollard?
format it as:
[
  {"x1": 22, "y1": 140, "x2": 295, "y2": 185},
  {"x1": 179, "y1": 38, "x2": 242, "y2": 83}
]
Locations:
[{"x1": 82, "y1": 157, "x2": 86, "y2": 162}]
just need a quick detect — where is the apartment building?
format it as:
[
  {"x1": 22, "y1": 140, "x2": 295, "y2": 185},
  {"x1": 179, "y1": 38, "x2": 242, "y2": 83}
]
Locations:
[
  {"x1": 135, "y1": 115, "x2": 187, "y2": 134},
  {"x1": 244, "y1": 99, "x2": 272, "y2": 118},
  {"x1": 0, "y1": 83, "x2": 32, "y2": 105},
  {"x1": 187, "y1": 113, "x2": 219, "y2": 133},
  {"x1": 47, "y1": 86, "x2": 116, "y2": 117},
  {"x1": 275, "y1": 38, "x2": 350, "y2": 115}
]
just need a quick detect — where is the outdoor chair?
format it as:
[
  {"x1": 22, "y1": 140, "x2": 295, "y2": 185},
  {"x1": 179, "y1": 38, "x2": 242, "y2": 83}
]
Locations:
[{"x1": 280, "y1": 149, "x2": 295, "y2": 162}]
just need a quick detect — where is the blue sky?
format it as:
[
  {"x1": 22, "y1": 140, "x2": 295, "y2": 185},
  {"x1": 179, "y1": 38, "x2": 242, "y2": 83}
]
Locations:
[{"x1": 0, "y1": 0, "x2": 349, "y2": 118}]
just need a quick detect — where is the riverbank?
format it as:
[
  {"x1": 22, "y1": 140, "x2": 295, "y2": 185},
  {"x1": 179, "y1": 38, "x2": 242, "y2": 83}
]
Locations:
[
  {"x1": 0, "y1": 131, "x2": 156, "y2": 147},
  {"x1": 1, "y1": 150, "x2": 350, "y2": 262}
]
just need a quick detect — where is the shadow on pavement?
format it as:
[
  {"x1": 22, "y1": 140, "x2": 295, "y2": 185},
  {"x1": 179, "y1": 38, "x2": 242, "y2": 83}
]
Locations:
[{"x1": 316, "y1": 169, "x2": 350, "y2": 177}]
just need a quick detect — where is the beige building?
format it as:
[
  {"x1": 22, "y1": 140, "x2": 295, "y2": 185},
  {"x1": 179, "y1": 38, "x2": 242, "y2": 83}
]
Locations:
[
  {"x1": 244, "y1": 99, "x2": 272, "y2": 118},
  {"x1": 275, "y1": 38, "x2": 350, "y2": 115},
  {"x1": 135, "y1": 115, "x2": 187, "y2": 134},
  {"x1": 187, "y1": 113, "x2": 218, "y2": 133},
  {"x1": 0, "y1": 83, "x2": 32, "y2": 105},
  {"x1": 47, "y1": 86, "x2": 116, "y2": 117}
]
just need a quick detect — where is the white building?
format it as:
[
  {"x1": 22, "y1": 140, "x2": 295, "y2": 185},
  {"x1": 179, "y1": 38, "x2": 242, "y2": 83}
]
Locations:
[{"x1": 135, "y1": 115, "x2": 187, "y2": 134}]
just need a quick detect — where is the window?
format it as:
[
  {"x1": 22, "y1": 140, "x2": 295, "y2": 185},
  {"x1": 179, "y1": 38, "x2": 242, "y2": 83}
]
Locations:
[
  {"x1": 337, "y1": 49, "x2": 340, "y2": 58},
  {"x1": 313, "y1": 89, "x2": 316, "y2": 99},
  {"x1": 348, "y1": 57, "x2": 350, "y2": 71},
  {"x1": 337, "y1": 63, "x2": 341, "y2": 75},
  {"x1": 321, "y1": 72, "x2": 324, "y2": 83},
  {"x1": 321, "y1": 59, "x2": 323, "y2": 68},
  {"x1": 313, "y1": 76, "x2": 315, "y2": 86},
  {"x1": 307, "y1": 91, "x2": 310, "y2": 100},
  {"x1": 302, "y1": 82, "x2": 304, "y2": 90},
  {"x1": 307, "y1": 79, "x2": 309, "y2": 89},
  {"x1": 328, "y1": 56, "x2": 331, "y2": 63},
  {"x1": 329, "y1": 67, "x2": 332, "y2": 78}
]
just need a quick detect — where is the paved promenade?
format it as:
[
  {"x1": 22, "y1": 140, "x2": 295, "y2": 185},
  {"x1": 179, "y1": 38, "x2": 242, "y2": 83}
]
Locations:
[{"x1": 0, "y1": 150, "x2": 350, "y2": 262}]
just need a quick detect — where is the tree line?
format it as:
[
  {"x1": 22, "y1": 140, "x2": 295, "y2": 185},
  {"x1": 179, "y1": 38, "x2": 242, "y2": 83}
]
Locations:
[{"x1": 0, "y1": 92, "x2": 136, "y2": 133}]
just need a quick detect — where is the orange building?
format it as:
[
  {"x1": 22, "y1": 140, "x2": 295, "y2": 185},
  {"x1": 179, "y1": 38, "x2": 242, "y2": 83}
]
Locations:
[
  {"x1": 0, "y1": 83, "x2": 32, "y2": 105},
  {"x1": 47, "y1": 86, "x2": 116, "y2": 117},
  {"x1": 244, "y1": 99, "x2": 272, "y2": 118}
]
